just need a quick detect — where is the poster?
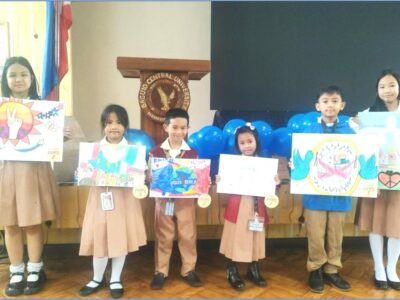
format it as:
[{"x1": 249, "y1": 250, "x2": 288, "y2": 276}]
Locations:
[
  {"x1": 0, "y1": 97, "x2": 64, "y2": 161},
  {"x1": 217, "y1": 154, "x2": 279, "y2": 197},
  {"x1": 77, "y1": 142, "x2": 146, "y2": 187},
  {"x1": 150, "y1": 158, "x2": 210, "y2": 198},
  {"x1": 359, "y1": 112, "x2": 400, "y2": 190},
  {"x1": 290, "y1": 133, "x2": 378, "y2": 197}
]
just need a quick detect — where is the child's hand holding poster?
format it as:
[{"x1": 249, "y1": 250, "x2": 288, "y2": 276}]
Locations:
[{"x1": 149, "y1": 157, "x2": 211, "y2": 198}]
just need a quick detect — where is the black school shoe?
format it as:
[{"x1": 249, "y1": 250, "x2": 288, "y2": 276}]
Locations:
[
  {"x1": 150, "y1": 273, "x2": 166, "y2": 290},
  {"x1": 79, "y1": 278, "x2": 106, "y2": 296},
  {"x1": 247, "y1": 262, "x2": 267, "y2": 287},
  {"x1": 5, "y1": 272, "x2": 25, "y2": 297},
  {"x1": 323, "y1": 272, "x2": 351, "y2": 291},
  {"x1": 24, "y1": 269, "x2": 47, "y2": 295},
  {"x1": 373, "y1": 272, "x2": 388, "y2": 290},
  {"x1": 309, "y1": 268, "x2": 324, "y2": 293},
  {"x1": 183, "y1": 271, "x2": 202, "y2": 287},
  {"x1": 110, "y1": 281, "x2": 124, "y2": 298}
]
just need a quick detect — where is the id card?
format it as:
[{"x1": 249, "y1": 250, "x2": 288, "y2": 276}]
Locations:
[
  {"x1": 165, "y1": 199, "x2": 175, "y2": 216},
  {"x1": 101, "y1": 192, "x2": 114, "y2": 211},
  {"x1": 248, "y1": 216, "x2": 265, "y2": 232}
]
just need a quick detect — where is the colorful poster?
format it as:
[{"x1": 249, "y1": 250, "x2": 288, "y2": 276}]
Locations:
[
  {"x1": 150, "y1": 158, "x2": 211, "y2": 198},
  {"x1": 0, "y1": 97, "x2": 64, "y2": 161},
  {"x1": 290, "y1": 133, "x2": 379, "y2": 197},
  {"x1": 359, "y1": 112, "x2": 400, "y2": 190},
  {"x1": 217, "y1": 154, "x2": 279, "y2": 197},
  {"x1": 77, "y1": 142, "x2": 147, "y2": 187}
]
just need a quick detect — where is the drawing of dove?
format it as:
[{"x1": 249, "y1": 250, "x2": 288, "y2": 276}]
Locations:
[
  {"x1": 291, "y1": 149, "x2": 314, "y2": 180},
  {"x1": 157, "y1": 86, "x2": 176, "y2": 111},
  {"x1": 358, "y1": 154, "x2": 378, "y2": 180}
]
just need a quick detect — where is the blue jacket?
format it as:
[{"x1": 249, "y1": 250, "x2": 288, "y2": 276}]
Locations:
[{"x1": 301, "y1": 118, "x2": 355, "y2": 212}]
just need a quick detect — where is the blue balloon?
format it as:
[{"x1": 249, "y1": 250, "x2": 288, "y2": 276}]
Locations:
[
  {"x1": 124, "y1": 128, "x2": 155, "y2": 159},
  {"x1": 287, "y1": 114, "x2": 305, "y2": 133},
  {"x1": 187, "y1": 131, "x2": 204, "y2": 157},
  {"x1": 252, "y1": 120, "x2": 273, "y2": 150},
  {"x1": 270, "y1": 127, "x2": 292, "y2": 158},
  {"x1": 305, "y1": 111, "x2": 321, "y2": 123},
  {"x1": 222, "y1": 119, "x2": 245, "y2": 154},
  {"x1": 223, "y1": 119, "x2": 246, "y2": 136},
  {"x1": 197, "y1": 126, "x2": 225, "y2": 159}
]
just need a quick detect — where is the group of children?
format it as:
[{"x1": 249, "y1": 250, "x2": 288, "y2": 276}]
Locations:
[{"x1": 1, "y1": 56, "x2": 400, "y2": 298}]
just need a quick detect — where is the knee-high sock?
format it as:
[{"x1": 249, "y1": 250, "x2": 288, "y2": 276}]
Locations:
[
  {"x1": 369, "y1": 233, "x2": 386, "y2": 281},
  {"x1": 387, "y1": 237, "x2": 400, "y2": 282},
  {"x1": 87, "y1": 256, "x2": 108, "y2": 288},
  {"x1": 110, "y1": 256, "x2": 126, "y2": 289}
]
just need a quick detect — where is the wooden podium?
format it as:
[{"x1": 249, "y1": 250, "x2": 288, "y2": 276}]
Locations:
[{"x1": 117, "y1": 57, "x2": 211, "y2": 145}]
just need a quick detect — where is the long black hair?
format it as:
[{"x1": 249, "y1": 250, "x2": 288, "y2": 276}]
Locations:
[
  {"x1": 1, "y1": 56, "x2": 40, "y2": 99},
  {"x1": 370, "y1": 69, "x2": 400, "y2": 112}
]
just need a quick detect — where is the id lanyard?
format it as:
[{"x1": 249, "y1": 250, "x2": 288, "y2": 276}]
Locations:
[
  {"x1": 163, "y1": 148, "x2": 185, "y2": 216},
  {"x1": 248, "y1": 196, "x2": 264, "y2": 232}
]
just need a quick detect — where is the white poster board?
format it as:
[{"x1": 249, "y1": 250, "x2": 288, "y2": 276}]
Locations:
[{"x1": 217, "y1": 154, "x2": 278, "y2": 197}]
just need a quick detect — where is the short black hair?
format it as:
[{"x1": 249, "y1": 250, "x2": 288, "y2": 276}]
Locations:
[
  {"x1": 234, "y1": 124, "x2": 261, "y2": 156},
  {"x1": 317, "y1": 85, "x2": 344, "y2": 101},
  {"x1": 1, "y1": 56, "x2": 40, "y2": 99},
  {"x1": 100, "y1": 104, "x2": 129, "y2": 130},
  {"x1": 164, "y1": 108, "x2": 189, "y2": 125}
]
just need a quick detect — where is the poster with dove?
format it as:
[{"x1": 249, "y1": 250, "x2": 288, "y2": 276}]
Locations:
[
  {"x1": 77, "y1": 143, "x2": 147, "y2": 187},
  {"x1": 290, "y1": 133, "x2": 379, "y2": 197},
  {"x1": 150, "y1": 157, "x2": 210, "y2": 198},
  {"x1": 0, "y1": 97, "x2": 64, "y2": 161},
  {"x1": 359, "y1": 112, "x2": 400, "y2": 190}
]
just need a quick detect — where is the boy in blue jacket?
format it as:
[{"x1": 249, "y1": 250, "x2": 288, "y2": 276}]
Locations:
[{"x1": 301, "y1": 86, "x2": 354, "y2": 293}]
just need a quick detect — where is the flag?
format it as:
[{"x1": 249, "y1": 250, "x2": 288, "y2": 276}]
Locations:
[{"x1": 41, "y1": 0, "x2": 72, "y2": 100}]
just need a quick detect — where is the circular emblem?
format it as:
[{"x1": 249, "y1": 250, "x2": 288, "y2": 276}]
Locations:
[
  {"x1": 132, "y1": 184, "x2": 149, "y2": 199},
  {"x1": 308, "y1": 137, "x2": 360, "y2": 195},
  {"x1": 138, "y1": 72, "x2": 190, "y2": 123},
  {"x1": 264, "y1": 194, "x2": 279, "y2": 208},
  {"x1": 197, "y1": 194, "x2": 212, "y2": 208}
]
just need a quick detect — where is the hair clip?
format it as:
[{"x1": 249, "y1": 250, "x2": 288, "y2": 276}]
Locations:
[{"x1": 245, "y1": 122, "x2": 255, "y2": 130}]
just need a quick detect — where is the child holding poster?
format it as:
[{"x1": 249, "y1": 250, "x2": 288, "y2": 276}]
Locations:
[
  {"x1": 354, "y1": 69, "x2": 400, "y2": 290},
  {"x1": 79, "y1": 104, "x2": 146, "y2": 298},
  {"x1": 294, "y1": 85, "x2": 354, "y2": 293},
  {"x1": 0, "y1": 56, "x2": 59, "y2": 296},
  {"x1": 216, "y1": 123, "x2": 279, "y2": 290},
  {"x1": 148, "y1": 108, "x2": 202, "y2": 290}
]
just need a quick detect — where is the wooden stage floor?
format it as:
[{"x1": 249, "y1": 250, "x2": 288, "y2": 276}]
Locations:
[{"x1": 0, "y1": 238, "x2": 400, "y2": 299}]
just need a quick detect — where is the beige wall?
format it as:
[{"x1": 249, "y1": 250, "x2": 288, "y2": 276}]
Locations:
[{"x1": 71, "y1": 2, "x2": 213, "y2": 141}]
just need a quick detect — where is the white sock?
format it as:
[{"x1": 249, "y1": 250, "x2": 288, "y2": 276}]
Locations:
[
  {"x1": 387, "y1": 237, "x2": 400, "y2": 282},
  {"x1": 87, "y1": 256, "x2": 108, "y2": 288},
  {"x1": 369, "y1": 233, "x2": 386, "y2": 281},
  {"x1": 27, "y1": 261, "x2": 43, "y2": 282},
  {"x1": 9, "y1": 263, "x2": 25, "y2": 284},
  {"x1": 110, "y1": 256, "x2": 126, "y2": 289}
]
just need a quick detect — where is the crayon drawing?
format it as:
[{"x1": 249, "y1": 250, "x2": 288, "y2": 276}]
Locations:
[
  {"x1": 150, "y1": 158, "x2": 210, "y2": 198},
  {"x1": 0, "y1": 97, "x2": 64, "y2": 161},
  {"x1": 291, "y1": 133, "x2": 378, "y2": 197}
]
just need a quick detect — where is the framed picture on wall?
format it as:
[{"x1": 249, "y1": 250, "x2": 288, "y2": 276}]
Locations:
[{"x1": 0, "y1": 22, "x2": 10, "y2": 79}]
